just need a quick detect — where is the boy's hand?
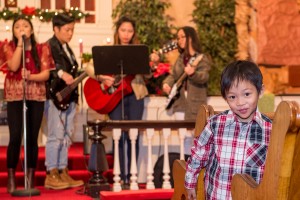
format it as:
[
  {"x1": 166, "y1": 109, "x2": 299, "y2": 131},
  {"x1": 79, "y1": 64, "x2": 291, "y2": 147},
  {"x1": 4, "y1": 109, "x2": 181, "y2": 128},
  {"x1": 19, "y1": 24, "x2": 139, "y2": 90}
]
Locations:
[{"x1": 186, "y1": 188, "x2": 196, "y2": 200}]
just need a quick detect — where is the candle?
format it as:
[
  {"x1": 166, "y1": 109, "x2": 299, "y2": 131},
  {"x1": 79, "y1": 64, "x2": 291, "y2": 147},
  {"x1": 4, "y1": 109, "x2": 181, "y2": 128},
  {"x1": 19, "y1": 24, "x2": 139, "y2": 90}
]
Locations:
[
  {"x1": 106, "y1": 37, "x2": 111, "y2": 45},
  {"x1": 79, "y1": 38, "x2": 83, "y2": 56}
]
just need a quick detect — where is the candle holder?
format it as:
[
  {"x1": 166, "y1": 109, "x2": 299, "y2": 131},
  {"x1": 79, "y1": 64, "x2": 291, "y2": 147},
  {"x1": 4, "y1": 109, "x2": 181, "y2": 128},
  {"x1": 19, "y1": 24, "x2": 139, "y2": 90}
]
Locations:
[{"x1": 84, "y1": 119, "x2": 110, "y2": 198}]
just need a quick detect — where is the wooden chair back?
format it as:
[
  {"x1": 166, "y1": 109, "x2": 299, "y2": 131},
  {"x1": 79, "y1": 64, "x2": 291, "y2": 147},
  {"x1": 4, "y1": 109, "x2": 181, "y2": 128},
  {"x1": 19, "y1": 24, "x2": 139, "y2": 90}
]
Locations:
[
  {"x1": 172, "y1": 101, "x2": 300, "y2": 200},
  {"x1": 231, "y1": 101, "x2": 300, "y2": 200}
]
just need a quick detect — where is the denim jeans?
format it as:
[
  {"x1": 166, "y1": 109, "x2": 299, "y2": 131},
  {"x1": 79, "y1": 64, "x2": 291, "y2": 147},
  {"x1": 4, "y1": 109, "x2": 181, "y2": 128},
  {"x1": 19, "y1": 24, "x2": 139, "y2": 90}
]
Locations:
[{"x1": 44, "y1": 100, "x2": 76, "y2": 171}]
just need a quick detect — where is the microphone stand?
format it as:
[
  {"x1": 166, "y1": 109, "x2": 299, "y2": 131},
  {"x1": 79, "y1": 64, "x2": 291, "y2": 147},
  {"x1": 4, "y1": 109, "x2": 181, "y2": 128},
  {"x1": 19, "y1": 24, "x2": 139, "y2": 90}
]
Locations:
[
  {"x1": 119, "y1": 60, "x2": 128, "y2": 186},
  {"x1": 12, "y1": 36, "x2": 40, "y2": 197}
]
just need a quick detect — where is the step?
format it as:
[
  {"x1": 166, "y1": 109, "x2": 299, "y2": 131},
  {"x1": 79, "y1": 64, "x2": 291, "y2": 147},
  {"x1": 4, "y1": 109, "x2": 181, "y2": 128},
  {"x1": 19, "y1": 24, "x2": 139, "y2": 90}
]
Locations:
[
  {"x1": 0, "y1": 170, "x2": 91, "y2": 188},
  {"x1": 0, "y1": 169, "x2": 114, "y2": 188},
  {"x1": 0, "y1": 144, "x2": 114, "y2": 172},
  {"x1": 100, "y1": 189, "x2": 174, "y2": 200},
  {"x1": 0, "y1": 143, "x2": 114, "y2": 187}
]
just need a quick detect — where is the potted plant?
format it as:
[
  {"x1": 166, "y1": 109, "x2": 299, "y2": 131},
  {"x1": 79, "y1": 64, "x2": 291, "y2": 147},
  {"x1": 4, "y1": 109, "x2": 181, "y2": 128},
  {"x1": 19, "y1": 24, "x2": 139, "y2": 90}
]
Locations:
[{"x1": 192, "y1": 0, "x2": 238, "y2": 95}]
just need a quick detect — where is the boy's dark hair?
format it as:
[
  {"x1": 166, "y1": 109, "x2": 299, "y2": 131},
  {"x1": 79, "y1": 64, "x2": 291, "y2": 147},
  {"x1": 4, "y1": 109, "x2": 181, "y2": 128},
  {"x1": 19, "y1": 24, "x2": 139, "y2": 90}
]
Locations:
[
  {"x1": 220, "y1": 60, "x2": 263, "y2": 98},
  {"x1": 52, "y1": 13, "x2": 75, "y2": 29}
]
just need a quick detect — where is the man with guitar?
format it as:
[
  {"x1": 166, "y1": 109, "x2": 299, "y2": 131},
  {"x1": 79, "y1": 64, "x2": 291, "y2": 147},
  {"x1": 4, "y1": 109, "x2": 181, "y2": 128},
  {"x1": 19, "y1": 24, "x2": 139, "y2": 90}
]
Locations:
[
  {"x1": 150, "y1": 26, "x2": 211, "y2": 155},
  {"x1": 44, "y1": 13, "x2": 84, "y2": 190}
]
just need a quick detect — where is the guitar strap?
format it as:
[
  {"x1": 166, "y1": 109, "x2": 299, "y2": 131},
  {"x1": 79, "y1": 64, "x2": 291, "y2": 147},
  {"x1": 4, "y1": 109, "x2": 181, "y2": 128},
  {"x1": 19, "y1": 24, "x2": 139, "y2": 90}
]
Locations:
[{"x1": 62, "y1": 44, "x2": 75, "y2": 65}]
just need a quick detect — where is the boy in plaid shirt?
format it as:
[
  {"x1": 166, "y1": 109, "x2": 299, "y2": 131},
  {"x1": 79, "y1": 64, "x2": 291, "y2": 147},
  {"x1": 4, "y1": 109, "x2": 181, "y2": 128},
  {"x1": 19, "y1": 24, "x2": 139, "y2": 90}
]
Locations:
[{"x1": 185, "y1": 60, "x2": 272, "y2": 200}]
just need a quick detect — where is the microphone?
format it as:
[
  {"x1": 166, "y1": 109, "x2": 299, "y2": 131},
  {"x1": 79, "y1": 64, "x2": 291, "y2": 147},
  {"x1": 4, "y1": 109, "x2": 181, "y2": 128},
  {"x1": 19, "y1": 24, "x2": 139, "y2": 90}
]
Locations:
[{"x1": 22, "y1": 34, "x2": 26, "y2": 41}]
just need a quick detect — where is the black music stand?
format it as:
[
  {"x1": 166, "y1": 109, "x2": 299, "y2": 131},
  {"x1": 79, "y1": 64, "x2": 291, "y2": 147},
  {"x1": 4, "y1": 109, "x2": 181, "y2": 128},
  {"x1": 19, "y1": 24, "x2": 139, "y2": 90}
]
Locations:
[
  {"x1": 92, "y1": 44, "x2": 150, "y2": 120},
  {"x1": 92, "y1": 45, "x2": 150, "y2": 75},
  {"x1": 86, "y1": 45, "x2": 149, "y2": 195}
]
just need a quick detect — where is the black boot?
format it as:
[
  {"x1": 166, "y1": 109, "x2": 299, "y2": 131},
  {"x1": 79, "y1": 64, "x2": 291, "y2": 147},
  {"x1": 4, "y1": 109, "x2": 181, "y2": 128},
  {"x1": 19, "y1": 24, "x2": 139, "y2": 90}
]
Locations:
[
  {"x1": 7, "y1": 168, "x2": 16, "y2": 193},
  {"x1": 27, "y1": 168, "x2": 35, "y2": 189}
]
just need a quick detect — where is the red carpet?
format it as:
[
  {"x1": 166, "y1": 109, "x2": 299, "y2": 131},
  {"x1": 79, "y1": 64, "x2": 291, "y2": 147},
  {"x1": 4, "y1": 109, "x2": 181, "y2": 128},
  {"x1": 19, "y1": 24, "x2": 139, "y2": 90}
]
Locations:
[
  {"x1": 0, "y1": 187, "x2": 173, "y2": 200},
  {"x1": 100, "y1": 189, "x2": 174, "y2": 200},
  {"x1": 0, "y1": 143, "x2": 114, "y2": 187},
  {"x1": 0, "y1": 186, "x2": 91, "y2": 200},
  {"x1": 0, "y1": 143, "x2": 173, "y2": 199}
]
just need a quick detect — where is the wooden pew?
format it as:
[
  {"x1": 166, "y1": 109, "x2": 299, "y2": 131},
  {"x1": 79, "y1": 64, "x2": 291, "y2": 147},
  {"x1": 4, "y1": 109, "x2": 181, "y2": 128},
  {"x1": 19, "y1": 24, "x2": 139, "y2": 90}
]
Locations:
[
  {"x1": 231, "y1": 101, "x2": 300, "y2": 200},
  {"x1": 172, "y1": 101, "x2": 300, "y2": 200}
]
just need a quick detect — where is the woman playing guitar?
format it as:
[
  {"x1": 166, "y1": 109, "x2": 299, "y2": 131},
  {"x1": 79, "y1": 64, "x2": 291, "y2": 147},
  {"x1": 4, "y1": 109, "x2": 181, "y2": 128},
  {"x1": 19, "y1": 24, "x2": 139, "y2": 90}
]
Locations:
[
  {"x1": 85, "y1": 16, "x2": 153, "y2": 185},
  {"x1": 150, "y1": 26, "x2": 212, "y2": 155}
]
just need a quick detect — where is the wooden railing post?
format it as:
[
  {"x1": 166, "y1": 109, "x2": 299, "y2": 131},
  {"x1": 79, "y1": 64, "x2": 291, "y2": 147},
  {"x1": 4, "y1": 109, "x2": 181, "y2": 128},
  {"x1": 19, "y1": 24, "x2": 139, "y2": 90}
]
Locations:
[
  {"x1": 129, "y1": 128, "x2": 139, "y2": 190},
  {"x1": 162, "y1": 128, "x2": 171, "y2": 189},
  {"x1": 93, "y1": 120, "x2": 195, "y2": 192},
  {"x1": 178, "y1": 128, "x2": 187, "y2": 160},
  {"x1": 112, "y1": 128, "x2": 122, "y2": 192},
  {"x1": 146, "y1": 128, "x2": 155, "y2": 189}
]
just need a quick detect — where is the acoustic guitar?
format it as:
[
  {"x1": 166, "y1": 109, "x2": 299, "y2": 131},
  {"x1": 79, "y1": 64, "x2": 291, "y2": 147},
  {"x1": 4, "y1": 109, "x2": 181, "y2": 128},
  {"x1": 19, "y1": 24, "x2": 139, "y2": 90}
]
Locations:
[
  {"x1": 84, "y1": 75, "x2": 134, "y2": 114},
  {"x1": 84, "y1": 42, "x2": 178, "y2": 114}
]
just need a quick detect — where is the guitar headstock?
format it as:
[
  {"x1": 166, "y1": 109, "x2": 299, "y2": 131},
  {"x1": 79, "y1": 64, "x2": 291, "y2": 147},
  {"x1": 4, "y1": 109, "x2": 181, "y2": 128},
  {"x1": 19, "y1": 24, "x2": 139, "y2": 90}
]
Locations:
[{"x1": 158, "y1": 41, "x2": 178, "y2": 54}]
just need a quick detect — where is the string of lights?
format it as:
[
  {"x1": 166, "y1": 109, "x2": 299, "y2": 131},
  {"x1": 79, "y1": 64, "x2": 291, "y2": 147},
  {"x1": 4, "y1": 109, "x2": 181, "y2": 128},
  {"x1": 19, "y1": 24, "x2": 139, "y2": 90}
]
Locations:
[{"x1": 0, "y1": 6, "x2": 89, "y2": 22}]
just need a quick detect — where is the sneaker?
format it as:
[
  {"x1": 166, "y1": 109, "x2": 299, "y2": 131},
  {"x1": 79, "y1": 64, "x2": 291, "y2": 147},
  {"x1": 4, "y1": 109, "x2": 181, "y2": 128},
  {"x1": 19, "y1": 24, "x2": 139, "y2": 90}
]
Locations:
[
  {"x1": 44, "y1": 168, "x2": 69, "y2": 190},
  {"x1": 59, "y1": 168, "x2": 84, "y2": 188}
]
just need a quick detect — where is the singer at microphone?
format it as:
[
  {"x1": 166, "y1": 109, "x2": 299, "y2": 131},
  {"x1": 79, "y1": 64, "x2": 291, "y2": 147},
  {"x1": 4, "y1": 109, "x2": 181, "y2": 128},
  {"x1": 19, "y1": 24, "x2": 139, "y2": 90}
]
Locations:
[{"x1": 3, "y1": 16, "x2": 55, "y2": 196}]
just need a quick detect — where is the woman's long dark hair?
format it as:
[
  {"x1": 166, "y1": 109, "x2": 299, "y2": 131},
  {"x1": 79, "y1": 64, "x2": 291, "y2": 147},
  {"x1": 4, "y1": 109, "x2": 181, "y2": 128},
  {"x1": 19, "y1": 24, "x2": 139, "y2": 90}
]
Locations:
[
  {"x1": 178, "y1": 26, "x2": 202, "y2": 57},
  {"x1": 12, "y1": 16, "x2": 40, "y2": 71},
  {"x1": 114, "y1": 16, "x2": 139, "y2": 45}
]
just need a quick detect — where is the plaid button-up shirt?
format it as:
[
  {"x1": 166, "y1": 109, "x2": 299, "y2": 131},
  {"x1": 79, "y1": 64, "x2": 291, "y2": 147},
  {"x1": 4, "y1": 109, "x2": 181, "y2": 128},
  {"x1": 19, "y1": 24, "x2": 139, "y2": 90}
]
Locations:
[{"x1": 185, "y1": 109, "x2": 272, "y2": 200}]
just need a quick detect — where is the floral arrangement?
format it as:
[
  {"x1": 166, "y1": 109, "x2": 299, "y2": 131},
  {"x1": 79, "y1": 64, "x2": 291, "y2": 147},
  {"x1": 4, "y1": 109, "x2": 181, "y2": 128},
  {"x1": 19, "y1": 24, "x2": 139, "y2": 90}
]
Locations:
[
  {"x1": 146, "y1": 62, "x2": 170, "y2": 95},
  {"x1": 81, "y1": 53, "x2": 93, "y2": 63},
  {"x1": 0, "y1": 6, "x2": 89, "y2": 22}
]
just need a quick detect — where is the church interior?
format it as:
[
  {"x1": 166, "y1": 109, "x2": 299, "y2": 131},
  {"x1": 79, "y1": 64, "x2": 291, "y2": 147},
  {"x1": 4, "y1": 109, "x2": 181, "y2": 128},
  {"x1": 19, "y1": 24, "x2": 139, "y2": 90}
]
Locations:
[{"x1": 0, "y1": 0, "x2": 299, "y2": 199}]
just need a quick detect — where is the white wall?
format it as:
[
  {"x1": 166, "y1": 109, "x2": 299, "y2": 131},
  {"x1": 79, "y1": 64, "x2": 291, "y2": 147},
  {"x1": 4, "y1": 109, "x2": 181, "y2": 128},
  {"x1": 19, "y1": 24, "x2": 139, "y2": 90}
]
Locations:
[
  {"x1": 0, "y1": 0, "x2": 114, "y2": 66},
  {"x1": 0, "y1": 0, "x2": 114, "y2": 145}
]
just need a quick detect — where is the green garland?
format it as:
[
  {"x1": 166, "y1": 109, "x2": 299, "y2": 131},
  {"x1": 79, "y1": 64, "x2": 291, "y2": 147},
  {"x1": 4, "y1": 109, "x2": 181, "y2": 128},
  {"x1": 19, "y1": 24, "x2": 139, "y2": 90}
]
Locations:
[{"x1": 0, "y1": 6, "x2": 89, "y2": 22}]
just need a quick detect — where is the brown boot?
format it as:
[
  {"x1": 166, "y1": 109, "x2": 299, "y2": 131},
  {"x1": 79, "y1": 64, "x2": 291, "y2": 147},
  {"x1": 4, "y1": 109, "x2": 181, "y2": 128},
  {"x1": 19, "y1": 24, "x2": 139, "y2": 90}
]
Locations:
[
  {"x1": 59, "y1": 168, "x2": 84, "y2": 188},
  {"x1": 44, "y1": 168, "x2": 69, "y2": 190},
  {"x1": 7, "y1": 168, "x2": 16, "y2": 193},
  {"x1": 27, "y1": 168, "x2": 35, "y2": 189}
]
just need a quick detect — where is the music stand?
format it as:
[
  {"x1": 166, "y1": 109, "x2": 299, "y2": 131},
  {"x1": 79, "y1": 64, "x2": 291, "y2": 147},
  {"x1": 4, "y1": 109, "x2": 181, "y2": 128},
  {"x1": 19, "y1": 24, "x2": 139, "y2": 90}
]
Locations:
[
  {"x1": 92, "y1": 45, "x2": 150, "y2": 75},
  {"x1": 92, "y1": 44, "x2": 150, "y2": 119},
  {"x1": 87, "y1": 45, "x2": 149, "y2": 192}
]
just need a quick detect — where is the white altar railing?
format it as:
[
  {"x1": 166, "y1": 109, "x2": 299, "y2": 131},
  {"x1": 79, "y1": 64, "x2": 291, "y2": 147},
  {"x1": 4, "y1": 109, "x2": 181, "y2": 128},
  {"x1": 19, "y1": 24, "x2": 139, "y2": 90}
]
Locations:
[{"x1": 86, "y1": 120, "x2": 195, "y2": 192}]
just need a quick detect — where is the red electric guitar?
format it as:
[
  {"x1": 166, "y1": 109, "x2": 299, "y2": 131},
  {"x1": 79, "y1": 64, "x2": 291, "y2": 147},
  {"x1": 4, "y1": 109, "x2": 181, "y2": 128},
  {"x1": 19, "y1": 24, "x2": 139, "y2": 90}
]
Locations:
[{"x1": 84, "y1": 42, "x2": 178, "y2": 114}]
